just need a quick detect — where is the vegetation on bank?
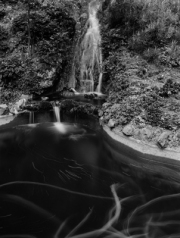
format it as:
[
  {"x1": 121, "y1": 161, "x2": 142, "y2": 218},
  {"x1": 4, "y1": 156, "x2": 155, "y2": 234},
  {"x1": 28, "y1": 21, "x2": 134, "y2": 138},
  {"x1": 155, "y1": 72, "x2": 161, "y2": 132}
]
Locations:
[
  {"x1": 100, "y1": 0, "x2": 180, "y2": 148},
  {"x1": 102, "y1": 0, "x2": 180, "y2": 65}
]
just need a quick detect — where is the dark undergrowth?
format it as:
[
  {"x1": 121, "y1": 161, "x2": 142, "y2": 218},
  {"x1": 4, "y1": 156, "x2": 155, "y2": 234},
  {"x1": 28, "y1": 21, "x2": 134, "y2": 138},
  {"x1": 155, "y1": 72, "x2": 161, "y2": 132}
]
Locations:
[{"x1": 101, "y1": 0, "x2": 180, "y2": 66}]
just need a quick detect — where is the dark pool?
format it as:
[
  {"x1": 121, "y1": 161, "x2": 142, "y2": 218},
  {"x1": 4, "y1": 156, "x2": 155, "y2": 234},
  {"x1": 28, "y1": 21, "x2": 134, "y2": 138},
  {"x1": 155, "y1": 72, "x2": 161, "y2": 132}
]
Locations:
[{"x1": 1, "y1": 112, "x2": 180, "y2": 238}]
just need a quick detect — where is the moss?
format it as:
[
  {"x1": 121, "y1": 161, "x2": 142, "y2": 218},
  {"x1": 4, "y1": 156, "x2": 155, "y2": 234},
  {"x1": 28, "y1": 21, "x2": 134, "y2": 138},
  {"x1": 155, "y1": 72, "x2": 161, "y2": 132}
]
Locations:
[{"x1": 61, "y1": 100, "x2": 99, "y2": 117}]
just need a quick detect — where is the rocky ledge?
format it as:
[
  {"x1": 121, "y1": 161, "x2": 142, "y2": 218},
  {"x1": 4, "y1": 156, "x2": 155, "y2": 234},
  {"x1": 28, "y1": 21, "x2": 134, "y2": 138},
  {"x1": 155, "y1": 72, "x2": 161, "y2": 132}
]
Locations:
[
  {"x1": 100, "y1": 113, "x2": 180, "y2": 152},
  {"x1": 103, "y1": 125, "x2": 180, "y2": 161},
  {"x1": 100, "y1": 49, "x2": 180, "y2": 152}
]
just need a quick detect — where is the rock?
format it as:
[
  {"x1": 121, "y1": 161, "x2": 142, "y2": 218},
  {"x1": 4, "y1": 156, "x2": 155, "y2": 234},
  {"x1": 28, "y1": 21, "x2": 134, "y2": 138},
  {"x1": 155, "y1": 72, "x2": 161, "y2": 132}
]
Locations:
[
  {"x1": 41, "y1": 97, "x2": 49, "y2": 101},
  {"x1": 175, "y1": 93, "x2": 180, "y2": 100},
  {"x1": 122, "y1": 124, "x2": 134, "y2": 136},
  {"x1": 0, "y1": 104, "x2": 8, "y2": 115},
  {"x1": 157, "y1": 131, "x2": 171, "y2": 149},
  {"x1": 133, "y1": 128, "x2": 140, "y2": 137},
  {"x1": 98, "y1": 110, "x2": 103, "y2": 117},
  {"x1": 20, "y1": 94, "x2": 32, "y2": 100},
  {"x1": 140, "y1": 128, "x2": 152, "y2": 139},
  {"x1": 8, "y1": 98, "x2": 27, "y2": 115},
  {"x1": 99, "y1": 117, "x2": 104, "y2": 126},
  {"x1": 10, "y1": 106, "x2": 18, "y2": 115},
  {"x1": 176, "y1": 130, "x2": 180, "y2": 139},
  {"x1": 0, "y1": 104, "x2": 7, "y2": 109},
  {"x1": 108, "y1": 119, "x2": 116, "y2": 129},
  {"x1": 103, "y1": 102, "x2": 111, "y2": 109},
  {"x1": 16, "y1": 98, "x2": 27, "y2": 109}
]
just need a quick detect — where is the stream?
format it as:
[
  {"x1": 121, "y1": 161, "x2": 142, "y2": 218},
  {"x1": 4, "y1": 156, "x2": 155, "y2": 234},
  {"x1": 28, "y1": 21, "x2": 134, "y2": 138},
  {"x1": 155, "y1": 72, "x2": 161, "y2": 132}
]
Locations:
[{"x1": 1, "y1": 110, "x2": 180, "y2": 238}]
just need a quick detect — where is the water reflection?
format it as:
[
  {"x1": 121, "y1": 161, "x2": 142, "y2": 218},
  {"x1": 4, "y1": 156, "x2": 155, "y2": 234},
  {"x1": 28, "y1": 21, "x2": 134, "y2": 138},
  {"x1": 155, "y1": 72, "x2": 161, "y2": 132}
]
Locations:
[{"x1": 0, "y1": 122, "x2": 180, "y2": 237}]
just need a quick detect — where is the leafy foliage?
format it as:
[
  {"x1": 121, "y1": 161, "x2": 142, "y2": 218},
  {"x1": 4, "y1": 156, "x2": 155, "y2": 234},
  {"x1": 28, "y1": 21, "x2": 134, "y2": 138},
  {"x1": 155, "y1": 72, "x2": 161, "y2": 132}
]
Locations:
[
  {"x1": 102, "y1": 0, "x2": 180, "y2": 65},
  {"x1": 0, "y1": 53, "x2": 25, "y2": 85},
  {"x1": 0, "y1": 26, "x2": 9, "y2": 55},
  {"x1": 0, "y1": 9, "x2": 6, "y2": 20},
  {"x1": 0, "y1": 0, "x2": 78, "y2": 95},
  {"x1": 159, "y1": 78, "x2": 180, "y2": 97}
]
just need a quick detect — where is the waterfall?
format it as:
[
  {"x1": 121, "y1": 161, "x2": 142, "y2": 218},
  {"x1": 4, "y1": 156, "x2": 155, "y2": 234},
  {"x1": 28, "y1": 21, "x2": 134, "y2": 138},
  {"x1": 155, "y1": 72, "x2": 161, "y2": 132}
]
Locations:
[
  {"x1": 72, "y1": 0, "x2": 102, "y2": 93},
  {"x1": 80, "y1": 0, "x2": 103, "y2": 93},
  {"x1": 29, "y1": 111, "x2": 34, "y2": 124},
  {"x1": 53, "y1": 106, "x2": 61, "y2": 122}
]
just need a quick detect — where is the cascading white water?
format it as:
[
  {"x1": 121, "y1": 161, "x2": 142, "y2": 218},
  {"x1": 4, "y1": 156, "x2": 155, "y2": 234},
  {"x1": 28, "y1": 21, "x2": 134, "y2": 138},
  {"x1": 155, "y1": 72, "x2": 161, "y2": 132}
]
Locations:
[
  {"x1": 54, "y1": 106, "x2": 61, "y2": 122},
  {"x1": 29, "y1": 111, "x2": 34, "y2": 124},
  {"x1": 80, "y1": 0, "x2": 103, "y2": 93}
]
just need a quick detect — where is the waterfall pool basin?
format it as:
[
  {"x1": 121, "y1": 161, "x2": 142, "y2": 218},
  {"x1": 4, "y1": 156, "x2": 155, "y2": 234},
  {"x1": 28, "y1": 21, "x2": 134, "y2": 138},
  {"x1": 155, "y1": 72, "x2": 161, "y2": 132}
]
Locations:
[{"x1": 1, "y1": 113, "x2": 180, "y2": 238}]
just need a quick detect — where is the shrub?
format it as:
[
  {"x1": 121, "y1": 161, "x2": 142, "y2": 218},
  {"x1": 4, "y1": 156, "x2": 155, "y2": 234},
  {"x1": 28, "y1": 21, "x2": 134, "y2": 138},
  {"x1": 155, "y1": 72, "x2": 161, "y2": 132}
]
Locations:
[
  {"x1": 143, "y1": 47, "x2": 160, "y2": 63},
  {"x1": 0, "y1": 9, "x2": 6, "y2": 20},
  {"x1": 0, "y1": 26, "x2": 9, "y2": 55},
  {"x1": 107, "y1": 0, "x2": 143, "y2": 36},
  {"x1": 1, "y1": 0, "x2": 79, "y2": 96},
  {"x1": 102, "y1": 0, "x2": 180, "y2": 55},
  {"x1": 0, "y1": 53, "x2": 24, "y2": 85}
]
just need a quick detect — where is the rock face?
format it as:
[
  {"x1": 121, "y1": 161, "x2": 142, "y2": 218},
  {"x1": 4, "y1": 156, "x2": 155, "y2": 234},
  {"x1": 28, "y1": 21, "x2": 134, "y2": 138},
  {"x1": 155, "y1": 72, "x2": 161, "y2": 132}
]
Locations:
[{"x1": 122, "y1": 124, "x2": 134, "y2": 136}]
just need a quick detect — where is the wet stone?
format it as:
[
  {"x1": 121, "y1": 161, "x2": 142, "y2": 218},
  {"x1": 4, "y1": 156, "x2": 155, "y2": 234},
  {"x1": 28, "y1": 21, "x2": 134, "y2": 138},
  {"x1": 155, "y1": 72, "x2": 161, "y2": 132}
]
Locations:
[
  {"x1": 140, "y1": 128, "x2": 152, "y2": 140},
  {"x1": 98, "y1": 110, "x2": 103, "y2": 117},
  {"x1": 0, "y1": 104, "x2": 8, "y2": 116},
  {"x1": 157, "y1": 131, "x2": 171, "y2": 149},
  {"x1": 122, "y1": 124, "x2": 134, "y2": 136},
  {"x1": 108, "y1": 119, "x2": 116, "y2": 129}
]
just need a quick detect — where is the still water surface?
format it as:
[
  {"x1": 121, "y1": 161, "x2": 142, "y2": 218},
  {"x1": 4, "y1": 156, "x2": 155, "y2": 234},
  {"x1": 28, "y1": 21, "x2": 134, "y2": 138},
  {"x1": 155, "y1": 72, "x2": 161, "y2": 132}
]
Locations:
[{"x1": 1, "y1": 112, "x2": 180, "y2": 238}]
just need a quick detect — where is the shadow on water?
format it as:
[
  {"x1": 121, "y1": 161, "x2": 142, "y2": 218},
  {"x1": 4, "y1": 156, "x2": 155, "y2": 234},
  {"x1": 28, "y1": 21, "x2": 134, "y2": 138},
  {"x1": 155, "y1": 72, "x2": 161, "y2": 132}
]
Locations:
[{"x1": 1, "y1": 113, "x2": 180, "y2": 237}]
